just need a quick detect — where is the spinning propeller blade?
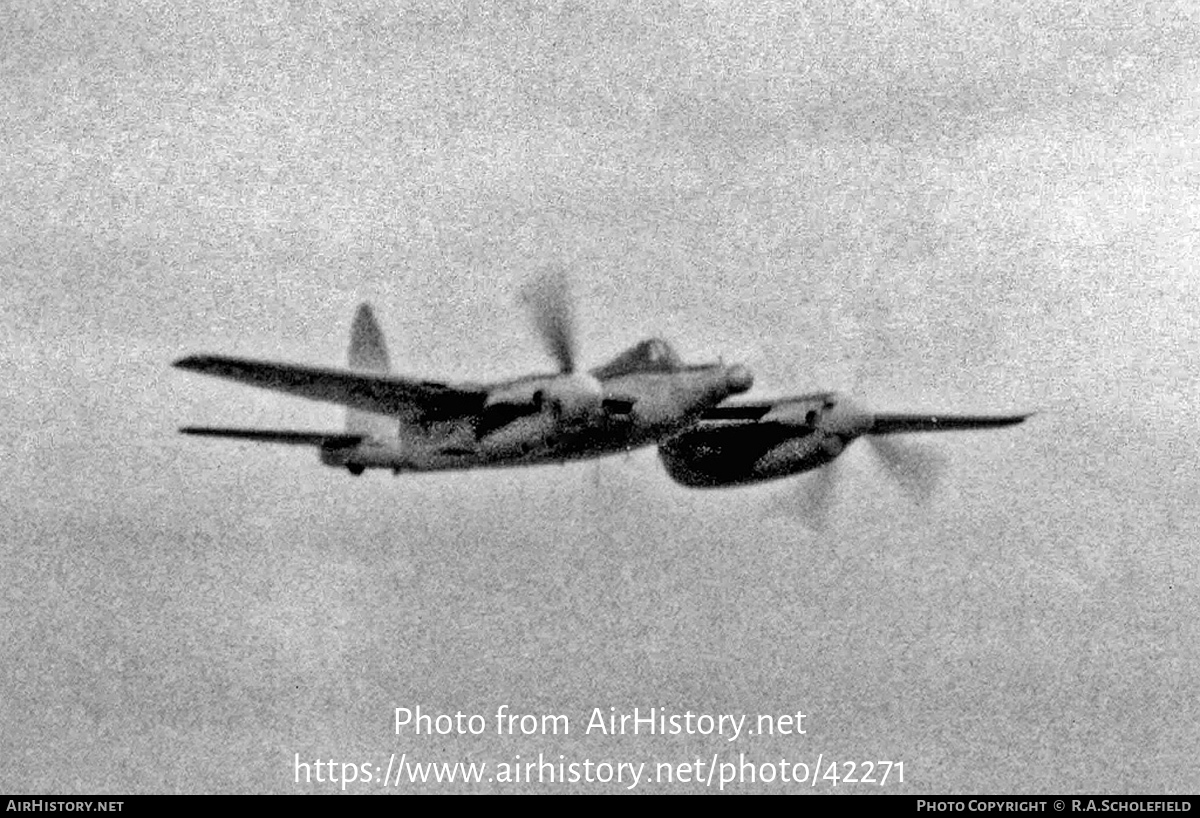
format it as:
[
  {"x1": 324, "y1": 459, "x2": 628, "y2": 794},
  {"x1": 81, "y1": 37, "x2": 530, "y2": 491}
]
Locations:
[
  {"x1": 775, "y1": 396, "x2": 955, "y2": 528},
  {"x1": 864, "y1": 434, "x2": 946, "y2": 506},
  {"x1": 520, "y1": 268, "x2": 578, "y2": 374},
  {"x1": 793, "y1": 455, "x2": 839, "y2": 530}
]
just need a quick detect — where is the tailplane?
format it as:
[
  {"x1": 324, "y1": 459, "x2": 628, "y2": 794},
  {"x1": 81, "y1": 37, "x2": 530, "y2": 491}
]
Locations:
[{"x1": 346, "y1": 303, "x2": 396, "y2": 439}]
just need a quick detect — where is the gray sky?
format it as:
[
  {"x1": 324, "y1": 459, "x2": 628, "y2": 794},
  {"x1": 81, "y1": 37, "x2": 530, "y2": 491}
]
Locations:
[{"x1": 3, "y1": 0, "x2": 1198, "y2": 793}]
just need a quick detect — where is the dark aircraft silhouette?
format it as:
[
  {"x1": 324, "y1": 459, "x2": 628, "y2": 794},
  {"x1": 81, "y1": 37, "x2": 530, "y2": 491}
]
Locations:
[{"x1": 658, "y1": 392, "x2": 1031, "y2": 520}]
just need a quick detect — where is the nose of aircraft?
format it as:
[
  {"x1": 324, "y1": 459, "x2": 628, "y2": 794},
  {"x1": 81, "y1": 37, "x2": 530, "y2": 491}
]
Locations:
[{"x1": 725, "y1": 363, "x2": 754, "y2": 393}]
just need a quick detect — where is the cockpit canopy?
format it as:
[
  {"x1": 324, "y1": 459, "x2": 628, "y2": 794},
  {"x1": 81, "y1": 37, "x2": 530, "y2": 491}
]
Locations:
[{"x1": 589, "y1": 338, "x2": 684, "y2": 379}]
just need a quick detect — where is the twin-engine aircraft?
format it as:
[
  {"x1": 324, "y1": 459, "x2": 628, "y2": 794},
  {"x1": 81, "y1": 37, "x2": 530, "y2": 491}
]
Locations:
[
  {"x1": 176, "y1": 279, "x2": 1030, "y2": 492},
  {"x1": 175, "y1": 276, "x2": 755, "y2": 475}
]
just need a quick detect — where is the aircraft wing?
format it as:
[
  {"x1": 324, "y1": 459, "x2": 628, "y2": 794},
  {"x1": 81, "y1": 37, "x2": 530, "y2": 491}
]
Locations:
[
  {"x1": 699, "y1": 393, "x2": 833, "y2": 422},
  {"x1": 174, "y1": 355, "x2": 488, "y2": 421},
  {"x1": 703, "y1": 395, "x2": 1032, "y2": 432},
  {"x1": 866, "y1": 413, "x2": 1033, "y2": 434},
  {"x1": 179, "y1": 427, "x2": 365, "y2": 447}
]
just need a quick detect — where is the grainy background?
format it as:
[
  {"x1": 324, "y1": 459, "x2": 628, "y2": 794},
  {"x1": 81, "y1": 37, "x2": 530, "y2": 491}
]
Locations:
[{"x1": 3, "y1": 0, "x2": 1197, "y2": 793}]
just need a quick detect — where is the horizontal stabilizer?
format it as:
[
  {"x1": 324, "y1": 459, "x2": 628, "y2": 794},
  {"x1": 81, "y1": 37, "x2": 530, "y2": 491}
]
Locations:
[
  {"x1": 869, "y1": 412, "x2": 1033, "y2": 435},
  {"x1": 174, "y1": 355, "x2": 486, "y2": 421},
  {"x1": 180, "y1": 427, "x2": 364, "y2": 448}
]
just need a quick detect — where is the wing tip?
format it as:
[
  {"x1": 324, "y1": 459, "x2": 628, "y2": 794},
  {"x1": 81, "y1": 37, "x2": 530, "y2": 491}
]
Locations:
[
  {"x1": 867, "y1": 409, "x2": 1039, "y2": 435},
  {"x1": 174, "y1": 354, "x2": 232, "y2": 372},
  {"x1": 177, "y1": 426, "x2": 366, "y2": 447}
]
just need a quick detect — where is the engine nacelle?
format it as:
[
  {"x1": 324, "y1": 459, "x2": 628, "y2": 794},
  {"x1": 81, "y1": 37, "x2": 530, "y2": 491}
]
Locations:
[
  {"x1": 532, "y1": 372, "x2": 606, "y2": 425},
  {"x1": 659, "y1": 427, "x2": 837, "y2": 487},
  {"x1": 759, "y1": 392, "x2": 873, "y2": 436},
  {"x1": 658, "y1": 398, "x2": 864, "y2": 488},
  {"x1": 477, "y1": 372, "x2": 611, "y2": 454}
]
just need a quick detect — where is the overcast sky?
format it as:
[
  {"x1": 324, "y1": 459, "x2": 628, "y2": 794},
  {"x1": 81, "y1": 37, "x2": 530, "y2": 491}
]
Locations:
[{"x1": 3, "y1": 0, "x2": 1198, "y2": 793}]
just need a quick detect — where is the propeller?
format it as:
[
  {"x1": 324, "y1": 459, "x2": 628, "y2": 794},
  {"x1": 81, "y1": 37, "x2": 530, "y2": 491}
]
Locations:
[
  {"x1": 519, "y1": 267, "x2": 578, "y2": 374},
  {"x1": 476, "y1": 268, "x2": 639, "y2": 438},
  {"x1": 866, "y1": 435, "x2": 945, "y2": 506},
  {"x1": 774, "y1": 394, "x2": 948, "y2": 529},
  {"x1": 790, "y1": 453, "x2": 840, "y2": 531}
]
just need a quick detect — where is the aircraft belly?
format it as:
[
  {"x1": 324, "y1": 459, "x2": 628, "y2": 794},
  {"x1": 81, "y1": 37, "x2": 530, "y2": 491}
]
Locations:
[
  {"x1": 325, "y1": 375, "x2": 727, "y2": 474},
  {"x1": 326, "y1": 430, "x2": 622, "y2": 473},
  {"x1": 658, "y1": 423, "x2": 804, "y2": 487}
]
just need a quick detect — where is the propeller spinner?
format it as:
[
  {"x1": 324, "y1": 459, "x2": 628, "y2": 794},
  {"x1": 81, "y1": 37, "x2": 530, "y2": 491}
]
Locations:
[{"x1": 485, "y1": 268, "x2": 637, "y2": 427}]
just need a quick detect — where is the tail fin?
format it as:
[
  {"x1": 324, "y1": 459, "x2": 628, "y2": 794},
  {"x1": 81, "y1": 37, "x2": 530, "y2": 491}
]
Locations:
[
  {"x1": 346, "y1": 303, "x2": 396, "y2": 439},
  {"x1": 349, "y1": 303, "x2": 391, "y2": 373}
]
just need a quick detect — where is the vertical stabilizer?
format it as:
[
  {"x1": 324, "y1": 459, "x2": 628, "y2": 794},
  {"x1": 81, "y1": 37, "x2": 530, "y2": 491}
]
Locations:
[
  {"x1": 346, "y1": 303, "x2": 396, "y2": 438},
  {"x1": 349, "y1": 303, "x2": 391, "y2": 373}
]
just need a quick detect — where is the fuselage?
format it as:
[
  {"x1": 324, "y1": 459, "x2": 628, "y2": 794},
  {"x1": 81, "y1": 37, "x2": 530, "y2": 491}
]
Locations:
[{"x1": 321, "y1": 362, "x2": 754, "y2": 474}]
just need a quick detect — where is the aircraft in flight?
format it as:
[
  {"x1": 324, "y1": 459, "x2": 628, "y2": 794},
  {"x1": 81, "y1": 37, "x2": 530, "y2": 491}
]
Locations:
[
  {"x1": 658, "y1": 391, "x2": 1031, "y2": 515},
  {"x1": 175, "y1": 275, "x2": 755, "y2": 476}
]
